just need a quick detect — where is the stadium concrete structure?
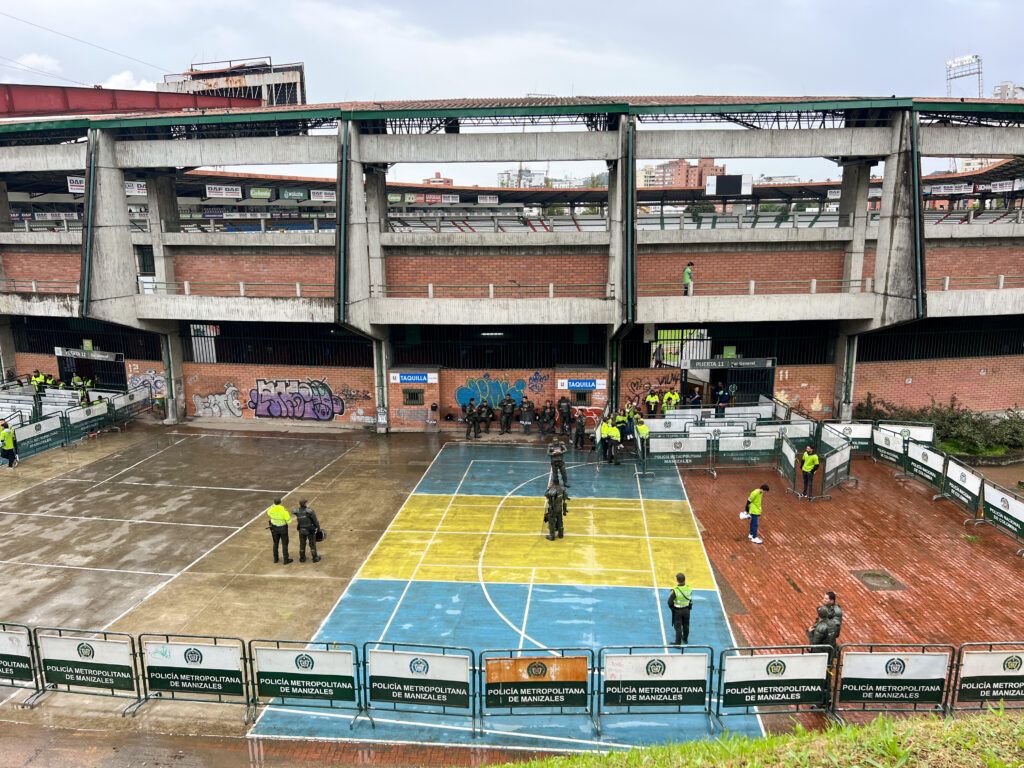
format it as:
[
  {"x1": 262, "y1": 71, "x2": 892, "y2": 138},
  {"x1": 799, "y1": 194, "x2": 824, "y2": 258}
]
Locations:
[{"x1": 1, "y1": 94, "x2": 1024, "y2": 430}]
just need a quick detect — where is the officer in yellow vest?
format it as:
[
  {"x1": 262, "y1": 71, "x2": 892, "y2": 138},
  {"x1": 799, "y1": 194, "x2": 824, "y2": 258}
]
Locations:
[
  {"x1": 662, "y1": 389, "x2": 680, "y2": 413},
  {"x1": 0, "y1": 420, "x2": 17, "y2": 468},
  {"x1": 635, "y1": 418, "x2": 650, "y2": 460},
  {"x1": 667, "y1": 572, "x2": 694, "y2": 645},
  {"x1": 606, "y1": 422, "x2": 622, "y2": 465},
  {"x1": 30, "y1": 370, "x2": 45, "y2": 392},
  {"x1": 800, "y1": 445, "x2": 820, "y2": 499},
  {"x1": 644, "y1": 390, "x2": 660, "y2": 417},
  {"x1": 266, "y1": 498, "x2": 294, "y2": 564}
]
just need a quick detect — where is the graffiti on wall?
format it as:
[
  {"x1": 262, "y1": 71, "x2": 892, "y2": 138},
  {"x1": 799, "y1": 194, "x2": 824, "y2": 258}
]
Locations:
[
  {"x1": 337, "y1": 386, "x2": 372, "y2": 402},
  {"x1": 455, "y1": 373, "x2": 527, "y2": 407},
  {"x1": 527, "y1": 370, "x2": 550, "y2": 394},
  {"x1": 128, "y1": 368, "x2": 166, "y2": 395},
  {"x1": 192, "y1": 383, "x2": 243, "y2": 418},
  {"x1": 624, "y1": 371, "x2": 681, "y2": 399},
  {"x1": 247, "y1": 378, "x2": 346, "y2": 421}
]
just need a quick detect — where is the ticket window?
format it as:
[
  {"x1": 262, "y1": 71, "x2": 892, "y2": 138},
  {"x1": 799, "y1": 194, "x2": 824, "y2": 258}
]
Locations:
[
  {"x1": 403, "y1": 388, "x2": 424, "y2": 406},
  {"x1": 572, "y1": 391, "x2": 591, "y2": 406}
]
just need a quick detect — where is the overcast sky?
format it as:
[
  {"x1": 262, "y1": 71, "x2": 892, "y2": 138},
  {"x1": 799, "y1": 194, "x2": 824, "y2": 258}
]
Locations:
[{"x1": 2, "y1": 0, "x2": 1016, "y2": 184}]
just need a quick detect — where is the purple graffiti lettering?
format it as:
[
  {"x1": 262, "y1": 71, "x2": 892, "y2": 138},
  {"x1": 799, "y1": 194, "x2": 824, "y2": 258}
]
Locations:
[{"x1": 246, "y1": 378, "x2": 346, "y2": 421}]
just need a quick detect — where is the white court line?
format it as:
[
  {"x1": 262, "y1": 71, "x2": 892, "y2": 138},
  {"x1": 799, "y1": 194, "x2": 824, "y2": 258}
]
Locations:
[
  {"x1": 115, "y1": 481, "x2": 288, "y2": 494},
  {"x1": 517, "y1": 568, "x2": 536, "y2": 657},
  {"x1": 97, "y1": 441, "x2": 363, "y2": 633},
  {"x1": 0, "y1": 560, "x2": 175, "y2": 577},
  {"x1": 168, "y1": 431, "x2": 356, "y2": 443},
  {"x1": 375, "y1": 458, "x2": 474, "y2": 642},
  {"x1": 636, "y1": 472, "x2": 668, "y2": 647},
  {"x1": 0, "y1": 510, "x2": 237, "y2": 530},
  {"x1": 386, "y1": 528, "x2": 702, "y2": 542},
  {"x1": 426, "y1": 562, "x2": 651, "y2": 574}
]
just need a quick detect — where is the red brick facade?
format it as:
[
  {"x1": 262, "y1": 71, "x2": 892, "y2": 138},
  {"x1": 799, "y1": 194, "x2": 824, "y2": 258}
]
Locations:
[
  {"x1": 775, "y1": 364, "x2": 837, "y2": 417},
  {"x1": 925, "y1": 244, "x2": 1024, "y2": 288},
  {"x1": 172, "y1": 254, "x2": 335, "y2": 297},
  {"x1": 1, "y1": 250, "x2": 80, "y2": 290},
  {"x1": 183, "y1": 362, "x2": 375, "y2": 426},
  {"x1": 383, "y1": 253, "x2": 608, "y2": 298},
  {"x1": 854, "y1": 355, "x2": 1024, "y2": 411}
]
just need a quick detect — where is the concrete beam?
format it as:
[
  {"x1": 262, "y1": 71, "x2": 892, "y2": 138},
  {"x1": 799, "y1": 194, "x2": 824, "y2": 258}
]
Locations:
[
  {"x1": 922, "y1": 224, "x2": 1024, "y2": 240},
  {"x1": 0, "y1": 182, "x2": 10, "y2": 233},
  {"x1": 0, "y1": 143, "x2": 86, "y2": 173},
  {"x1": 0, "y1": 232, "x2": 82, "y2": 246},
  {"x1": 919, "y1": 125, "x2": 1024, "y2": 157},
  {"x1": 0, "y1": 293, "x2": 79, "y2": 317},
  {"x1": 114, "y1": 135, "x2": 337, "y2": 168},
  {"x1": 161, "y1": 232, "x2": 335, "y2": 248},
  {"x1": 356, "y1": 132, "x2": 619, "y2": 164},
  {"x1": 134, "y1": 294, "x2": 336, "y2": 323},
  {"x1": 369, "y1": 297, "x2": 618, "y2": 325},
  {"x1": 380, "y1": 231, "x2": 611, "y2": 248},
  {"x1": 926, "y1": 288, "x2": 1024, "y2": 317},
  {"x1": 637, "y1": 293, "x2": 878, "y2": 324},
  {"x1": 636, "y1": 128, "x2": 895, "y2": 159},
  {"x1": 637, "y1": 227, "x2": 853, "y2": 246}
]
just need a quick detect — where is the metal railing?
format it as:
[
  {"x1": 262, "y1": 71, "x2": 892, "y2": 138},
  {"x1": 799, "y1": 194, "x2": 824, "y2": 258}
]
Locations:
[
  {"x1": 635, "y1": 212, "x2": 854, "y2": 230},
  {"x1": 925, "y1": 274, "x2": 1024, "y2": 291},
  {"x1": 386, "y1": 215, "x2": 609, "y2": 234},
  {"x1": 372, "y1": 282, "x2": 613, "y2": 299},
  {"x1": 0, "y1": 278, "x2": 80, "y2": 294},
  {"x1": 138, "y1": 279, "x2": 334, "y2": 298},
  {"x1": 637, "y1": 278, "x2": 872, "y2": 297}
]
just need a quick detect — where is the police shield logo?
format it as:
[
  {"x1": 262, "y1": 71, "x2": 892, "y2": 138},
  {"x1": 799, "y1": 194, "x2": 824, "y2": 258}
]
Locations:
[
  {"x1": 901, "y1": 429, "x2": 911, "y2": 439},
  {"x1": 959, "y1": 471, "x2": 968, "y2": 483},
  {"x1": 34, "y1": 424, "x2": 42, "y2": 433},
  {"x1": 743, "y1": 439, "x2": 752, "y2": 448},
  {"x1": 1000, "y1": 497, "x2": 1010, "y2": 510},
  {"x1": 673, "y1": 440, "x2": 682, "y2": 450},
  {"x1": 712, "y1": 428, "x2": 721, "y2": 437},
  {"x1": 842, "y1": 426, "x2": 852, "y2": 436},
  {"x1": 184, "y1": 647, "x2": 204, "y2": 665},
  {"x1": 408, "y1": 657, "x2": 430, "y2": 676},
  {"x1": 765, "y1": 659, "x2": 786, "y2": 677},
  {"x1": 645, "y1": 659, "x2": 666, "y2": 677},
  {"x1": 1003, "y1": 655, "x2": 1023, "y2": 672},
  {"x1": 884, "y1": 436, "x2": 891, "y2": 447},
  {"x1": 294, "y1": 653, "x2": 315, "y2": 672},
  {"x1": 885, "y1": 658, "x2": 907, "y2": 677},
  {"x1": 76, "y1": 642, "x2": 95, "y2": 659},
  {"x1": 663, "y1": 421, "x2": 671, "y2": 429},
  {"x1": 527, "y1": 661, "x2": 548, "y2": 678}
]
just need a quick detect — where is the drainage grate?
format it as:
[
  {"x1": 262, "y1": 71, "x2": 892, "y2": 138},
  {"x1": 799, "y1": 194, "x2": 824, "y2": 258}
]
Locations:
[{"x1": 853, "y1": 569, "x2": 906, "y2": 591}]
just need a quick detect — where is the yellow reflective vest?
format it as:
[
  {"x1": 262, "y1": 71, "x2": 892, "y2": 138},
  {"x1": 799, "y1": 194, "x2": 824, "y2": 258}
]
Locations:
[
  {"x1": 802, "y1": 452, "x2": 820, "y2": 473},
  {"x1": 266, "y1": 504, "x2": 292, "y2": 526},
  {"x1": 672, "y1": 584, "x2": 693, "y2": 608}
]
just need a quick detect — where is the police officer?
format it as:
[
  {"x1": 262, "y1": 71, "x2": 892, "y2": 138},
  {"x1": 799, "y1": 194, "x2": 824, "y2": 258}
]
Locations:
[
  {"x1": 667, "y1": 572, "x2": 694, "y2": 645},
  {"x1": 539, "y1": 400, "x2": 556, "y2": 437},
  {"x1": 822, "y1": 591, "x2": 843, "y2": 639},
  {"x1": 479, "y1": 399, "x2": 493, "y2": 434},
  {"x1": 547, "y1": 438, "x2": 569, "y2": 486},
  {"x1": 0, "y1": 420, "x2": 17, "y2": 468},
  {"x1": 293, "y1": 498, "x2": 321, "y2": 563},
  {"x1": 663, "y1": 388, "x2": 680, "y2": 413},
  {"x1": 644, "y1": 390, "x2": 660, "y2": 418},
  {"x1": 464, "y1": 398, "x2": 479, "y2": 439},
  {"x1": 800, "y1": 445, "x2": 820, "y2": 499},
  {"x1": 499, "y1": 395, "x2": 516, "y2": 434},
  {"x1": 635, "y1": 417, "x2": 650, "y2": 460},
  {"x1": 713, "y1": 382, "x2": 729, "y2": 416},
  {"x1": 557, "y1": 396, "x2": 573, "y2": 435},
  {"x1": 520, "y1": 396, "x2": 535, "y2": 435},
  {"x1": 807, "y1": 606, "x2": 837, "y2": 650},
  {"x1": 606, "y1": 420, "x2": 622, "y2": 465},
  {"x1": 543, "y1": 481, "x2": 569, "y2": 541},
  {"x1": 687, "y1": 388, "x2": 702, "y2": 409},
  {"x1": 266, "y1": 498, "x2": 293, "y2": 564},
  {"x1": 573, "y1": 410, "x2": 588, "y2": 450}
]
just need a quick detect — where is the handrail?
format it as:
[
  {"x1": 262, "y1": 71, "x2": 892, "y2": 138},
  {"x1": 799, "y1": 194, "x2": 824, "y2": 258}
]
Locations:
[
  {"x1": 0, "y1": 278, "x2": 80, "y2": 294},
  {"x1": 138, "y1": 278, "x2": 334, "y2": 298},
  {"x1": 636, "y1": 278, "x2": 872, "y2": 296},
  {"x1": 372, "y1": 282, "x2": 613, "y2": 299},
  {"x1": 925, "y1": 274, "x2": 1024, "y2": 291}
]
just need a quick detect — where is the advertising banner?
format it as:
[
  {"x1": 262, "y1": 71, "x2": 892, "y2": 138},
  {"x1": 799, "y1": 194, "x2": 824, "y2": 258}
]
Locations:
[
  {"x1": 254, "y1": 647, "x2": 355, "y2": 702},
  {"x1": 982, "y1": 484, "x2": 1024, "y2": 538},
  {"x1": 143, "y1": 641, "x2": 244, "y2": 696},
  {"x1": 0, "y1": 629, "x2": 33, "y2": 682},
  {"x1": 204, "y1": 184, "x2": 242, "y2": 199},
  {"x1": 721, "y1": 653, "x2": 830, "y2": 707},
  {"x1": 942, "y1": 458, "x2": 983, "y2": 512},
  {"x1": 603, "y1": 653, "x2": 708, "y2": 707},
  {"x1": 248, "y1": 187, "x2": 273, "y2": 200},
  {"x1": 67, "y1": 176, "x2": 86, "y2": 194},
  {"x1": 906, "y1": 441, "x2": 945, "y2": 489},
  {"x1": 478, "y1": 195, "x2": 499, "y2": 205},
  {"x1": 367, "y1": 649, "x2": 470, "y2": 708},
  {"x1": 957, "y1": 651, "x2": 1024, "y2": 702},
  {"x1": 838, "y1": 652, "x2": 949, "y2": 704},
  {"x1": 39, "y1": 635, "x2": 134, "y2": 691},
  {"x1": 310, "y1": 189, "x2": 336, "y2": 202},
  {"x1": 387, "y1": 193, "x2": 402, "y2": 203},
  {"x1": 485, "y1": 655, "x2": 588, "y2": 708}
]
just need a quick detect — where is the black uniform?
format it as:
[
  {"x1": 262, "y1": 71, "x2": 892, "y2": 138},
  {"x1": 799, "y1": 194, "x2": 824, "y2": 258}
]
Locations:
[
  {"x1": 520, "y1": 398, "x2": 535, "y2": 435},
  {"x1": 539, "y1": 404, "x2": 556, "y2": 436},
  {"x1": 543, "y1": 484, "x2": 569, "y2": 540},
  {"x1": 548, "y1": 442, "x2": 569, "y2": 486},
  {"x1": 499, "y1": 397, "x2": 516, "y2": 434},
  {"x1": 479, "y1": 401, "x2": 493, "y2": 434},
  {"x1": 464, "y1": 399, "x2": 480, "y2": 438},
  {"x1": 713, "y1": 386, "x2": 729, "y2": 417},
  {"x1": 667, "y1": 584, "x2": 694, "y2": 645},
  {"x1": 557, "y1": 397, "x2": 573, "y2": 435},
  {"x1": 293, "y1": 504, "x2": 321, "y2": 562},
  {"x1": 573, "y1": 413, "x2": 588, "y2": 449}
]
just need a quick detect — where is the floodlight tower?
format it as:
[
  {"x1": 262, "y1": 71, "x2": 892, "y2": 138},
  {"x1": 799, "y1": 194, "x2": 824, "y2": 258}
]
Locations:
[{"x1": 945, "y1": 55, "x2": 984, "y2": 170}]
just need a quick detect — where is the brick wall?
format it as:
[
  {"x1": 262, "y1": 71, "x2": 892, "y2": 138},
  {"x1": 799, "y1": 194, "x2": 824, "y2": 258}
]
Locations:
[
  {"x1": 925, "y1": 244, "x2": 1024, "y2": 288},
  {"x1": 383, "y1": 253, "x2": 608, "y2": 298},
  {"x1": 854, "y1": 355, "x2": 1024, "y2": 411},
  {"x1": 1, "y1": 250, "x2": 80, "y2": 290},
  {"x1": 621, "y1": 368, "x2": 682, "y2": 405},
  {"x1": 173, "y1": 254, "x2": 335, "y2": 297},
  {"x1": 775, "y1": 364, "x2": 837, "y2": 417},
  {"x1": 386, "y1": 372, "x2": 439, "y2": 431},
  {"x1": 637, "y1": 247, "x2": 847, "y2": 295},
  {"x1": 13, "y1": 352, "x2": 59, "y2": 378},
  {"x1": 13, "y1": 354, "x2": 164, "y2": 393},
  {"x1": 183, "y1": 362, "x2": 375, "y2": 426}
]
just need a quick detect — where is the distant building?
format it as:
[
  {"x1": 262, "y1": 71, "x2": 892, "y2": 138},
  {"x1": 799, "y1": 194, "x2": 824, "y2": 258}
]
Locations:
[
  {"x1": 423, "y1": 171, "x2": 453, "y2": 186},
  {"x1": 157, "y1": 58, "x2": 306, "y2": 106},
  {"x1": 961, "y1": 158, "x2": 998, "y2": 173},
  {"x1": 638, "y1": 158, "x2": 725, "y2": 187},
  {"x1": 992, "y1": 81, "x2": 1024, "y2": 100},
  {"x1": 497, "y1": 167, "x2": 547, "y2": 187},
  {"x1": 755, "y1": 174, "x2": 803, "y2": 184}
]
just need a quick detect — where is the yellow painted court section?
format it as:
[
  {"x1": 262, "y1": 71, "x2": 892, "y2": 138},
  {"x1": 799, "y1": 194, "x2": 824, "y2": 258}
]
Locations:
[{"x1": 358, "y1": 494, "x2": 714, "y2": 589}]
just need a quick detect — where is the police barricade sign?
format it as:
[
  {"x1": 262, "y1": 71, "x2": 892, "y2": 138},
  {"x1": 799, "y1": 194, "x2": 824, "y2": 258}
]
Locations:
[
  {"x1": 954, "y1": 644, "x2": 1024, "y2": 709},
  {"x1": 0, "y1": 623, "x2": 36, "y2": 689},
  {"x1": 779, "y1": 420, "x2": 815, "y2": 449},
  {"x1": 823, "y1": 444, "x2": 852, "y2": 491},
  {"x1": 981, "y1": 483, "x2": 1024, "y2": 541},
  {"x1": 64, "y1": 402, "x2": 110, "y2": 441},
  {"x1": 835, "y1": 646, "x2": 954, "y2": 712},
  {"x1": 14, "y1": 415, "x2": 65, "y2": 459},
  {"x1": 716, "y1": 435, "x2": 778, "y2": 467},
  {"x1": 905, "y1": 440, "x2": 945, "y2": 490},
  {"x1": 872, "y1": 428, "x2": 905, "y2": 466},
  {"x1": 878, "y1": 421, "x2": 935, "y2": 445},
  {"x1": 250, "y1": 640, "x2": 358, "y2": 708},
  {"x1": 941, "y1": 458, "x2": 983, "y2": 514},
  {"x1": 824, "y1": 421, "x2": 873, "y2": 453},
  {"x1": 647, "y1": 417, "x2": 698, "y2": 433},
  {"x1": 483, "y1": 653, "x2": 589, "y2": 709},
  {"x1": 686, "y1": 424, "x2": 745, "y2": 440},
  {"x1": 725, "y1": 403, "x2": 775, "y2": 421},
  {"x1": 29, "y1": 628, "x2": 140, "y2": 706},
  {"x1": 648, "y1": 435, "x2": 712, "y2": 470},
  {"x1": 778, "y1": 436, "x2": 798, "y2": 489},
  {"x1": 140, "y1": 635, "x2": 247, "y2": 706},
  {"x1": 718, "y1": 648, "x2": 831, "y2": 717},
  {"x1": 366, "y1": 646, "x2": 472, "y2": 711}
]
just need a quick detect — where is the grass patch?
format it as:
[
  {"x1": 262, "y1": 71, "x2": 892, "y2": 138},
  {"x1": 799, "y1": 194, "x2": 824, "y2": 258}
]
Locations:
[
  {"x1": 515, "y1": 709, "x2": 1024, "y2": 768},
  {"x1": 937, "y1": 440, "x2": 1009, "y2": 458}
]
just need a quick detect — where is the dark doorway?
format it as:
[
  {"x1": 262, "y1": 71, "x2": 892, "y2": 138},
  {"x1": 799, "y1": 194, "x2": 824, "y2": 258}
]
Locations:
[{"x1": 56, "y1": 356, "x2": 128, "y2": 390}]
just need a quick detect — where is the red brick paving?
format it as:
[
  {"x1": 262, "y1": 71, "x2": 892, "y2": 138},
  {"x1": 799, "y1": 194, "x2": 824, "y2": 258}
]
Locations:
[{"x1": 685, "y1": 458, "x2": 1024, "y2": 650}]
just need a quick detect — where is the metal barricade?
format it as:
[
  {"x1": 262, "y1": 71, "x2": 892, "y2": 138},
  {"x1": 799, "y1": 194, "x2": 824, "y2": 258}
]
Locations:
[
  {"x1": 716, "y1": 645, "x2": 833, "y2": 723},
  {"x1": 0, "y1": 622, "x2": 38, "y2": 695},
  {"x1": 980, "y1": 482, "x2": 1024, "y2": 557},
  {"x1": 646, "y1": 434, "x2": 714, "y2": 478},
  {"x1": 133, "y1": 633, "x2": 248, "y2": 717},
  {"x1": 952, "y1": 642, "x2": 1024, "y2": 712},
  {"x1": 833, "y1": 643, "x2": 956, "y2": 719}
]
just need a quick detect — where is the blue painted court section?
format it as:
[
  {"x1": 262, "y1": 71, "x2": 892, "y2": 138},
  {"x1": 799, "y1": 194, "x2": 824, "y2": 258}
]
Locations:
[{"x1": 414, "y1": 443, "x2": 688, "y2": 501}]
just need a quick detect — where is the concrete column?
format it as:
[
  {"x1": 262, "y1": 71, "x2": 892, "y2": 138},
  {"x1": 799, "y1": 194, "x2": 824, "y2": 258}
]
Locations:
[
  {"x1": 872, "y1": 112, "x2": 919, "y2": 327},
  {"x1": 364, "y1": 166, "x2": 388, "y2": 295},
  {"x1": 343, "y1": 124, "x2": 374, "y2": 334},
  {"x1": 832, "y1": 331, "x2": 858, "y2": 421},
  {"x1": 0, "y1": 181, "x2": 12, "y2": 233},
  {"x1": 145, "y1": 173, "x2": 179, "y2": 284},
  {"x1": 0, "y1": 317, "x2": 17, "y2": 381},
  {"x1": 373, "y1": 334, "x2": 390, "y2": 435},
  {"x1": 606, "y1": 119, "x2": 629, "y2": 328},
  {"x1": 159, "y1": 330, "x2": 186, "y2": 424},
  {"x1": 839, "y1": 162, "x2": 872, "y2": 292}
]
